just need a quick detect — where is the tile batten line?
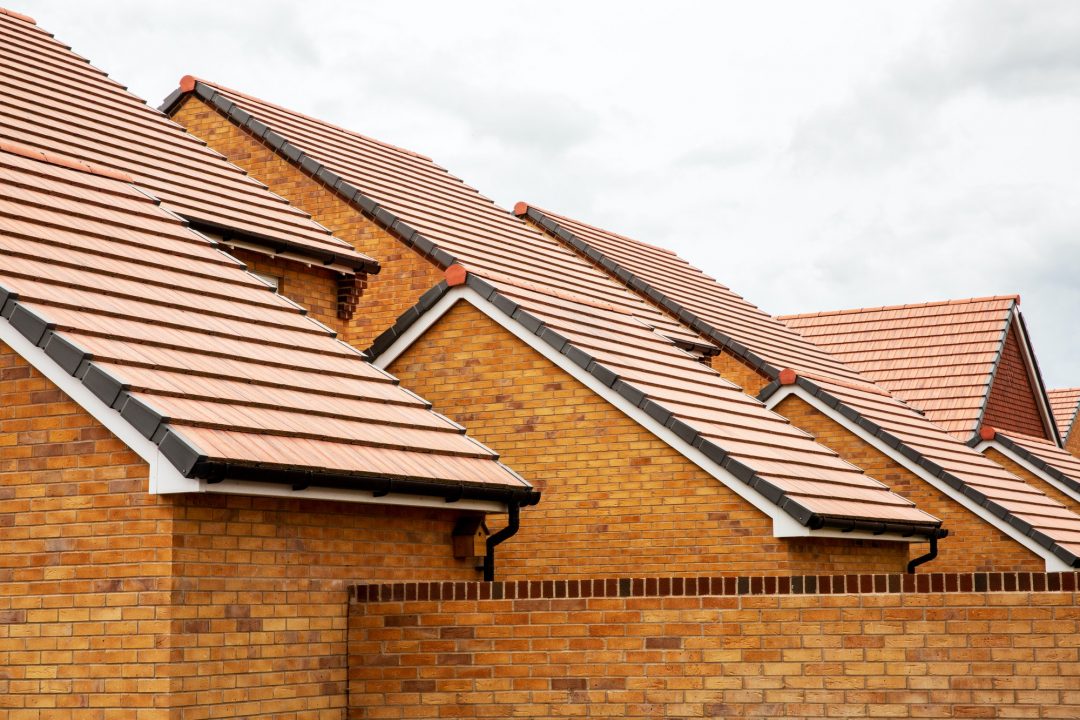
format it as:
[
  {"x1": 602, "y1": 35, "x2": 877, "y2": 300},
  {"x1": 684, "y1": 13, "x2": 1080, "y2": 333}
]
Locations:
[
  {"x1": 165, "y1": 79, "x2": 455, "y2": 273},
  {"x1": 369, "y1": 278, "x2": 944, "y2": 542}
]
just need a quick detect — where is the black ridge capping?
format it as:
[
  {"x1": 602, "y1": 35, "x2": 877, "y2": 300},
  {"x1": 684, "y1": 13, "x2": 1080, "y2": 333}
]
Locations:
[
  {"x1": 173, "y1": 79, "x2": 455, "y2": 273},
  {"x1": 0, "y1": 295, "x2": 538, "y2": 506},
  {"x1": 365, "y1": 271, "x2": 940, "y2": 538},
  {"x1": 516, "y1": 208, "x2": 1080, "y2": 547}
]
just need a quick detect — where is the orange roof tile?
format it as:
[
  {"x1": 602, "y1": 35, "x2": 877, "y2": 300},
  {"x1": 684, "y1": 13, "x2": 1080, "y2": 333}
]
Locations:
[
  {"x1": 781, "y1": 296, "x2": 1023, "y2": 438},
  {"x1": 0, "y1": 145, "x2": 534, "y2": 503},
  {"x1": 513, "y1": 204, "x2": 1080, "y2": 567},
  {"x1": 167, "y1": 79, "x2": 945, "y2": 536},
  {"x1": 1049, "y1": 388, "x2": 1080, "y2": 443},
  {"x1": 0, "y1": 12, "x2": 376, "y2": 272}
]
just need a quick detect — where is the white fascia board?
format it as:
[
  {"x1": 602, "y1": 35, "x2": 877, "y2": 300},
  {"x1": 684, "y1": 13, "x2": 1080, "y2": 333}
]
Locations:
[
  {"x1": 765, "y1": 384, "x2": 1071, "y2": 571},
  {"x1": 373, "y1": 286, "x2": 920, "y2": 543},
  {"x1": 0, "y1": 317, "x2": 500, "y2": 512},
  {"x1": 974, "y1": 439, "x2": 1080, "y2": 507}
]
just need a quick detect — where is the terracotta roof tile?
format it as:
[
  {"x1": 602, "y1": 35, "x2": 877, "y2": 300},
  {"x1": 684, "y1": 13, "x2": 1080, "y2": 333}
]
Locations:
[
  {"x1": 0, "y1": 12, "x2": 376, "y2": 272},
  {"x1": 513, "y1": 205, "x2": 1080, "y2": 565},
  {"x1": 1049, "y1": 388, "x2": 1080, "y2": 443},
  {"x1": 781, "y1": 297, "x2": 1021, "y2": 438},
  {"x1": 0, "y1": 146, "x2": 533, "y2": 501},
  {"x1": 174, "y1": 80, "x2": 945, "y2": 535}
]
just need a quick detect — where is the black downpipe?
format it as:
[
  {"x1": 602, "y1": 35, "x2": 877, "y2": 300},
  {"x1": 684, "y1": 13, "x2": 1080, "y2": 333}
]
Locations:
[
  {"x1": 907, "y1": 534, "x2": 939, "y2": 574},
  {"x1": 483, "y1": 503, "x2": 520, "y2": 582}
]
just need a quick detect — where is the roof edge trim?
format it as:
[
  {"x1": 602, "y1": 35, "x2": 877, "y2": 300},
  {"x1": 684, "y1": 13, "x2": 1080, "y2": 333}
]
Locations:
[
  {"x1": 367, "y1": 276, "x2": 944, "y2": 542},
  {"x1": 162, "y1": 80, "x2": 454, "y2": 273},
  {"x1": 0, "y1": 7, "x2": 35, "y2": 24},
  {"x1": 763, "y1": 381, "x2": 1078, "y2": 570},
  {"x1": 979, "y1": 434, "x2": 1080, "y2": 505}
]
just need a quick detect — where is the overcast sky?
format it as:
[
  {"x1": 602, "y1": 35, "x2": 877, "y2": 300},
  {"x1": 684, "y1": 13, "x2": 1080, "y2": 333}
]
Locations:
[{"x1": 19, "y1": 1, "x2": 1080, "y2": 386}]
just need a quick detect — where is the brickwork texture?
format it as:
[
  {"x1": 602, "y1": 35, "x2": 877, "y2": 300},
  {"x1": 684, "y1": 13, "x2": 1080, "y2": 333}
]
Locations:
[
  {"x1": 349, "y1": 572, "x2": 1080, "y2": 718},
  {"x1": 0, "y1": 343, "x2": 483, "y2": 718}
]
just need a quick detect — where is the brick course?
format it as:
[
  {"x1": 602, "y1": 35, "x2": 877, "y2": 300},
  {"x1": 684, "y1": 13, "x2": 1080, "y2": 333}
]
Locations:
[
  {"x1": 388, "y1": 301, "x2": 910, "y2": 579},
  {"x1": 0, "y1": 342, "x2": 485, "y2": 718},
  {"x1": 349, "y1": 572, "x2": 1080, "y2": 718}
]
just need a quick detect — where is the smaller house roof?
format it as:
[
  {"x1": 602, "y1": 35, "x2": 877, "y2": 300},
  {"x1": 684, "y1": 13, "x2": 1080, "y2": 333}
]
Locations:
[
  {"x1": 1049, "y1": 388, "x2": 1080, "y2": 443},
  {"x1": 780, "y1": 296, "x2": 1037, "y2": 439},
  {"x1": 0, "y1": 143, "x2": 534, "y2": 505}
]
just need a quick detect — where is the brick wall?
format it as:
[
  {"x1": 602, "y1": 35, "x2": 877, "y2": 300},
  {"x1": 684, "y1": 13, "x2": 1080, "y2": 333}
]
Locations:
[
  {"x1": 1068, "y1": 428, "x2": 1080, "y2": 462},
  {"x1": 984, "y1": 327, "x2": 1052, "y2": 441},
  {"x1": 348, "y1": 571, "x2": 1080, "y2": 718},
  {"x1": 0, "y1": 342, "x2": 484, "y2": 718},
  {"x1": 171, "y1": 97, "x2": 444, "y2": 350},
  {"x1": 709, "y1": 350, "x2": 771, "y2": 396},
  {"x1": 388, "y1": 301, "x2": 910, "y2": 579},
  {"x1": 775, "y1": 394, "x2": 1045, "y2": 573},
  {"x1": 231, "y1": 247, "x2": 345, "y2": 332}
]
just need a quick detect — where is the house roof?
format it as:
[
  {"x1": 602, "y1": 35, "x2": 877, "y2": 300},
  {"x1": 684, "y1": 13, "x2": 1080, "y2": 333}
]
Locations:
[
  {"x1": 0, "y1": 10, "x2": 376, "y2": 273},
  {"x1": 164, "y1": 78, "x2": 946, "y2": 538},
  {"x1": 986, "y1": 431, "x2": 1080, "y2": 502},
  {"x1": 512, "y1": 204, "x2": 1080, "y2": 567},
  {"x1": 0, "y1": 141, "x2": 535, "y2": 505},
  {"x1": 1049, "y1": 388, "x2": 1080, "y2": 443},
  {"x1": 780, "y1": 296, "x2": 1026, "y2": 439}
]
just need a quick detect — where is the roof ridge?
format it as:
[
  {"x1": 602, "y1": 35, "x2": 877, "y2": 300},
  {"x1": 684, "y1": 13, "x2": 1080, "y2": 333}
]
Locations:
[
  {"x1": 779, "y1": 294, "x2": 1021, "y2": 321},
  {"x1": 0, "y1": 139, "x2": 134, "y2": 183},
  {"x1": 180, "y1": 75, "x2": 433, "y2": 162}
]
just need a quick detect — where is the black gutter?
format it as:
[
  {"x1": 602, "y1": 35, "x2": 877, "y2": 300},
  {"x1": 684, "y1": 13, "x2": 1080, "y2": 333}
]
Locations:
[
  {"x1": 483, "y1": 502, "x2": 521, "y2": 581},
  {"x1": 0, "y1": 284, "x2": 539, "y2": 508},
  {"x1": 365, "y1": 272, "x2": 945, "y2": 542},
  {"x1": 518, "y1": 206, "x2": 1080, "y2": 569},
  {"x1": 162, "y1": 81, "x2": 458, "y2": 272},
  {"x1": 977, "y1": 432, "x2": 1080, "y2": 500}
]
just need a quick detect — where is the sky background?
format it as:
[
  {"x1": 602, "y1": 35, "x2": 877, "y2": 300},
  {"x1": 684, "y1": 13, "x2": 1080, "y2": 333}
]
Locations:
[{"x1": 18, "y1": 0, "x2": 1080, "y2": 386}]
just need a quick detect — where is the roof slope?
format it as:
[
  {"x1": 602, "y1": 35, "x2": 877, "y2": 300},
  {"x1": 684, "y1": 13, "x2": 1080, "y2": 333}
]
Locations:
[
  {"x1": 0, "y1": 143, "x2": 534, "y2": 503},
  {"x1": 513, "y1": 204, "x2": 1080, "y2": 566},
  {"x1": 1049, "y1": 388, "x2": 1080, "y2": 443},
  {"x1": 781, "y1": 296, "x2": 1025, "y2": 438},
  {"x1": 162, "y1": 78, "x2": 701, "y2": 347},
  {"x1": 0, "y1": 10, "x2": 374, "y2": 271},
  {"x1": 991, "y1": 432, "x2": 1080, "y2": 501},
  {"x1": 166, "y1": 78, "x2": 945, "y2": 536}
]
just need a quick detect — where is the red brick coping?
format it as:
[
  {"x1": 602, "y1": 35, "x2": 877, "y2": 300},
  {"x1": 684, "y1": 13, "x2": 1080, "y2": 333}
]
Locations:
[{"x1": 350, "y1": 571, "x2": 1080, "y2": 603}]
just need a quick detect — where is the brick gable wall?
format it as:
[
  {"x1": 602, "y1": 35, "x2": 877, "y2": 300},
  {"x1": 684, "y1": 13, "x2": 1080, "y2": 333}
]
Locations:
[
  {"x1": 387, "y1": 301, "x2": 909, "y2": 578},
  {"x1": 984, "y1": 326, "x2": 1052, "y2": 441},
  {"x1": 775, "y1": 394, "x2": 1044, "y2": 572},
  {"x1": 170, "y1": 97, "x2": 444, "y2": 350},
  {"x1": 0, "y1": 342, "x2": 482, "y2": 718}
]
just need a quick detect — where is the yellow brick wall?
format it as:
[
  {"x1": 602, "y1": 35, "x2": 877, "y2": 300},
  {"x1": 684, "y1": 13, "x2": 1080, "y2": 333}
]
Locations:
[
  {"x1": 387, "y1": 301, "x2": 909, "y2": 578},
  {"x1": 231, "y1": 247, "x2": 343, "y2": 332},
  {"x1": 350, "y1": 578, "x2": 1080, "y2": 718},
  {"x1": 776, "y1": 395, "x2": 1044, "y2": 572},
  {"x1": 984, "y1": 447, "x2": 1080, "y2": 517},
  {"x1": 171, "y1": 97, "x2": 444, "y2": 350},
  {"x1": 710, "y1": 349, "x2": 772, "y2": 396},
  {"x1": 0, "y1": 342, "x2": 483, "y2": 718}
]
